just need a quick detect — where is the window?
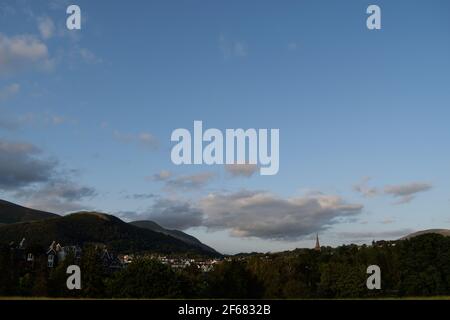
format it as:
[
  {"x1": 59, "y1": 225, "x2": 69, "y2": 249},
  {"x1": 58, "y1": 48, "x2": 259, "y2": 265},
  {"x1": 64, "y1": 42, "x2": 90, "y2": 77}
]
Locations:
[{"x1": 48, "y1": 254, "x2": 54, "y2": 268}]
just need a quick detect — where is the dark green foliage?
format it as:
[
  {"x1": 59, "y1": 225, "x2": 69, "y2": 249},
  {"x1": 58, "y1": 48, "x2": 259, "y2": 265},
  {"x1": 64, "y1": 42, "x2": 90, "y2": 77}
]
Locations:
[
  {"x1": 0, "y1": 244, "x2": 17, "y2": 295},
  {"x1": 397, "y1": 234, "x2": 450, "y2": 296},
  {"x1": 205, "y1": 260, "x2": 263, "y2": 299},
  {"x1": 105, "y1": 259, "x2": 185, "y2": 298},
  {"x1": 79, "y1": 246, "x2": 107, "y2": 298},
  {"x1": 1, "y1": 234, "x2": 450, "y2": 299}
]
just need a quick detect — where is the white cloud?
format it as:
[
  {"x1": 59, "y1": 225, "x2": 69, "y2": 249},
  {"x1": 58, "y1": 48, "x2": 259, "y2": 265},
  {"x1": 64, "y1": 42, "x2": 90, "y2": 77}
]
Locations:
[
  {"x1": 0, "y1": 33, "x2": 53, "y2": 75},
  {"x1": 38, "y1": 16, "x2": 55, "y2": 40},
  {"x1": 117, "y1": 189, "x2": 363, "y2": 240},
  {"x1": 199, "y1": 190, "x2": 363, "y2": 240}
]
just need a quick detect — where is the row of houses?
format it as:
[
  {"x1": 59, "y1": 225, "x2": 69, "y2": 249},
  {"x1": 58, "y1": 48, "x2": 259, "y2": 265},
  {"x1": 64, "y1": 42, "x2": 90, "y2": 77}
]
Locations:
[
  {"x1": 9, "y1": 239, "x2": 221, "y2": 273},
  {"x1": 118, "y1": 254, "x2": 221, "y2": 272},
  {"x1": 157, "y1": 255, "x2": 221, "y2": 272},
  {"x1": 9, "y1": 238, "x2": 122, "y2": 271}
]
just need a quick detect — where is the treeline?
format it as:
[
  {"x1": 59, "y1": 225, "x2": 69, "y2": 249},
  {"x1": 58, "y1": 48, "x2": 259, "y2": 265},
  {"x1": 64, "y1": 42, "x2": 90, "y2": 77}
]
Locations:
[{"x1": 1, "y1": 234, "x2": 450, "y2": 298}]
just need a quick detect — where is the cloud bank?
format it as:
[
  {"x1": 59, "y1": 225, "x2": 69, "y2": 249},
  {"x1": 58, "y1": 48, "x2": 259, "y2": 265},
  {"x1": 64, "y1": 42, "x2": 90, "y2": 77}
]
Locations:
[
  {"x1": 121, "y1": 190, "x2": 363, "y2": 241},
  {"x1": 0, "y1": 138, "x2": 95, "y2": 213}
]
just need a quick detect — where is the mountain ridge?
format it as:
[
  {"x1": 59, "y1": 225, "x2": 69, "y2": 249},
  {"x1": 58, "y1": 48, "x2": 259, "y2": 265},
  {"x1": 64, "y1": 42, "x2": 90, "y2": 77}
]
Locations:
[
  {"x1": 0, "y1": 199, "x2": 59, "y2": 224},
  {"x1": 130, "y1": 220, "x2": 218, "y2": 254},
  {"x1": 0, "y1": 199, "x2": 220, "y2": 256},
  {"x1": 400, "y1": 229, "x2": 450, "y2": 240}
]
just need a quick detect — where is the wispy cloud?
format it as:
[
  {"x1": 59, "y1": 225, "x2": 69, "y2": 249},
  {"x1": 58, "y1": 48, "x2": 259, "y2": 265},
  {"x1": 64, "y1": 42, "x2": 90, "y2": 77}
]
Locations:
[
  {"x1": 0, "y1": 3, "x2": 16, "y2": 17},
  {"x1": 113, "y1": 130, "x2": 159, "y2": 150},
  {"x1": 287, "y1": 42, "x2": 298, "y2": 51},
  {"x1": 126, "y1": 193, "x2": 157, "y2": 200},
  {"x1": 384, "y1": 182, "x2": 432, "y2": 204},
  {"x1": 150, "y1": 170, "x2": 215, "y2": 191},
  {"x1": 0, "y1": 117, "x2": 19, "y2": 131},
  {"x1": 353, "y1": 177, "x2": 378, "y2": 197},
  {"x1": 149, "y1": 170, "x2": 172, "y2": 181},
  {"x1": 0, "y1": 83, "x2": 20, "y2": 101},
  {"x1": 353, "y1": 178, "x2": 432, "y2": 205},
  {"x1": 0, "y1": 112, "x2": 72, "y2": 130},
  {"x1": 79, "y1": 48, "x2": 102, "y2": 64},
  {"x1": 335, "y1": 229, "x2": 415, "y2": 242},
  {"x1": 380, "y1": 218, "x2": 395, "y2": 225},
  {"x1": 37, "y1": 16, "x2": 55, "y2": 40},
  {"x1": 225, "y1": 164, "x2": 258, "y2": 178},
  {"x1": 219, "y1": 35, "x2": 248, "y2": 59}
]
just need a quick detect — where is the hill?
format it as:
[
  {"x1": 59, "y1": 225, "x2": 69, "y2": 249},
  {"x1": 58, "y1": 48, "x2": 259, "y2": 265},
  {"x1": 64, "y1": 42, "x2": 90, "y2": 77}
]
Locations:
[
  {"x1": 130, "y1": 220, "x2": 218, "y2": 255},
  {"x1": 400, "y1": 229, "x2": 450, "y2": 240},
  {"x1": 0, "y1": 199, "x2": 59, "y2": 224},
  {"x1": 0, "y1": 211, "x2": 219, "y2": 256}
]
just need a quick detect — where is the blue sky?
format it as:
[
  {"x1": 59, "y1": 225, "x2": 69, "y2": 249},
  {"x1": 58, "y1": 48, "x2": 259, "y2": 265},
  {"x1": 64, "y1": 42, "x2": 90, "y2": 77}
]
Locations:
[{"x1": 1, "y1": 0, "x2": 450, "y2": 254}]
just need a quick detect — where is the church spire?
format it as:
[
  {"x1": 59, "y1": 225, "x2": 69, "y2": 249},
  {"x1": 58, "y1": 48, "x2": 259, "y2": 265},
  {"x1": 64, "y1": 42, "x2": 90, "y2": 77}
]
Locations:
[{"x1": 314, "y1": 233, "x2": 321, "y2": 251}]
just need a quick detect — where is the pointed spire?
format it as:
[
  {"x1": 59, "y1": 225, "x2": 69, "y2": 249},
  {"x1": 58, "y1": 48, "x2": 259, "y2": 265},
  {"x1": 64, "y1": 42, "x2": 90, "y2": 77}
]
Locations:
[
  {"x1": 314, "y1": 233, "x2": 321, "y2": 251},
  {"x1": 19, "y1": 238, "x2": 26, "y2": 249}
]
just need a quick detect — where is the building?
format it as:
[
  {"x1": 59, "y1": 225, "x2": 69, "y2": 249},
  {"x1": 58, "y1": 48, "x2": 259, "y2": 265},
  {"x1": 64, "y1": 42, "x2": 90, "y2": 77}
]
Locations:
[
  {"x1": 9, "y1": 238, "x2": 35, "y2": 269},
  {"x1": 314, "y1": 233, "x2": 321, "y2": 251},
  {"x1": 46, "y1": 241, "x2": 82, "y2": 268}
]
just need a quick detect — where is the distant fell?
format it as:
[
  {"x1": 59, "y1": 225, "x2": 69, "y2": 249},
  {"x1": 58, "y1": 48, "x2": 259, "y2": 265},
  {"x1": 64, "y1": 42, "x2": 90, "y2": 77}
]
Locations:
[
  {"x1": 400, "y1": 229, "x2": 450, "y2": 240},
  {"x1": 130, "y1": 220, "x2": 219, "y2": 255},
  {"x1": 0, "y1": 201, "x2": 219, "y2": 256}
]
